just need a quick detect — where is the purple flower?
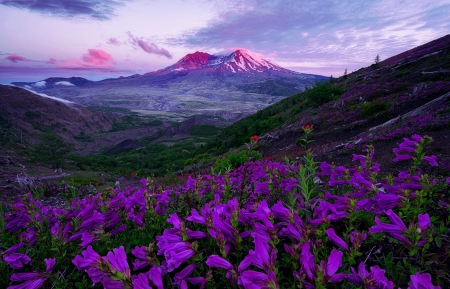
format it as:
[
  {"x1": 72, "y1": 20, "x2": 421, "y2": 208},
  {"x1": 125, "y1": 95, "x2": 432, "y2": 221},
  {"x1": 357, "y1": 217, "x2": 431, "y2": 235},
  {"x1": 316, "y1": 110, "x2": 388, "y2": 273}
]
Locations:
[
  {"x1": 105, "y1": 246, "x2": 131, "y2": 278},
  {"x1": 350, "y1": 231, "x2": 366, "y2": 251},
  {"x1": 132, "y1": 273, "x2": 152, "y2": 289},
  {"x1": 408, "y1": 272, "x2": 441, "y2": 289},
  {"x1": 80, "y1": 232, "x2": 96, "y2": 248},
  {"x1": 131, "y1": 246, "x2": 152, "y2": 271},
  {"x1": 3, "y1": 242, "x2": 24, "y2": 254},
  {"x1": 418, "y1": 213, "x2": 431, "y2": 231},
  {"x1": 300, "y1": 241, "x2": 315, "y2": 280},
  {"x1": 206, "y1": 255, "x2": 233, "y2": 270},
  {"x1": 8, "y1": 274, "x2": 46, "y2": 289},
  {"x1": 72, "y1": 246, "x2": 101, "y2": 271},
  {"x1": 3, "y1": 253, "x2": 31, "y2": 269},
  {"x1": 238, "y1": 270, "x2": 279, "y2": 289},
  {"x1": 8, "y1": 258, "x2": 55, "y2": 289},
  {"x1": 325, "y1": 228, "x2": 349, "y2": 251},
  {"x1": 166, "y1": 246, "x2": 196, "y2": 272},
  {"x1": 44, "y1": 258, "x2": 56, "y2": 273},
  {"x1": 149, "y1": 265, "x2": 164, "y2": 289},
  {"x1": 369, "y1": 209, "x2": 407, "y2": 234},
  {"x1": 423, "y1": 155, "x2": 438, "y2": 166},
  {"x1": 174, "y1": 264, "x2": 197, "y2": 286},
  {"x1": 324, "y1": 249, "x2": 345, "y2": 282},
  {"x1": 346, "y1": 262, "x2": 394, "y2": 289}
]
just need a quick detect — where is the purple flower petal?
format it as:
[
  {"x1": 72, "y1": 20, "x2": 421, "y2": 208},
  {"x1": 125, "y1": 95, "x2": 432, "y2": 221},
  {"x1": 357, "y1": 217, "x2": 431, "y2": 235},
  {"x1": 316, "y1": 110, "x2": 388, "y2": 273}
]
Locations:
[
  {"x1": 325, "y1": 228, "x2": 349, "y2": 251},
  {"x1": 326, "y1": 249, "x2": 343, "y2": 276},
  {"x1": 206, "y1": 255, "x2": 233, "y2": 270}
]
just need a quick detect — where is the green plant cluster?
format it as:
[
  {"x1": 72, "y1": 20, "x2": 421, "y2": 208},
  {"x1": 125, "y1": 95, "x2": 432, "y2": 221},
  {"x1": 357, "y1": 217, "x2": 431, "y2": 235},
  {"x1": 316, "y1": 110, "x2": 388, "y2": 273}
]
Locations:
[
  {"x1": 361, "y1": 100, "x2": 391, "y2": 118},
  {"x1": 75, "y1": 139, "x2": 211, "y2": 177},
  {"x1": 211, "y1": 149, "x2": 262, "y2": 174},
  {"x1": 304, "y1": 81, "x2": 345, "y2": 107},
  {"x1": 110, "y1": 116, "x2": 163, "y2": 132}
]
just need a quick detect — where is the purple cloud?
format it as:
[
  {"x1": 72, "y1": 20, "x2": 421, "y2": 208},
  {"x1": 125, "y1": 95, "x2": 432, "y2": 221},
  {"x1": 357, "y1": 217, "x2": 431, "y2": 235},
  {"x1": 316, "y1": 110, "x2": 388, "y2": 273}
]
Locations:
[
  {"x1": 107, "y1": 37, "x2": 121, "y2": 46},
  {"x1": 127, "y1": 32, "x2": 172, "y2": 59},
  {"x1": 172, "y1": 0, "x2": 450, "y2": 75},
  {"x1": 0, "y1": 0, "x2": 129, "y2": 20},
  {"x1": 5, "y1": 54, "x2": 28, "y2": 63}
]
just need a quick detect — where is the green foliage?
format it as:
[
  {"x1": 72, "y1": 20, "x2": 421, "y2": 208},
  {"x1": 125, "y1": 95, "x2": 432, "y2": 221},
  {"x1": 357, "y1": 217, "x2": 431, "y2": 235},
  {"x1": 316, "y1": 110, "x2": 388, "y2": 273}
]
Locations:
[
  {"x1": 0, "y1": 114, "x2": 11, "y2": 143},
  {"x1": 33, "y1": 132, "x2": 72, "y2": 167},
  {"x1": 361, "y1": 101, "x2": 390, "y2": 118},
  {"x1": 75, "y1": 139, "x2": 211, "y2": 177},
  {"x1": 395, "y1": 70, "x2": 410, "y2": 78},
  {"x1": 211, "y1": 149, "x2": 262, "y2": 175},
  {"x1": 189, "y1": 124, "x2": 222, "y2": 137},
  {"x1": 110, "y1": 116, "x2": 162, "y2": 132},
  {"x1": 305, "y1": 81, "x2": 346, "y2": 107},
  {"x1": 237, "y1": 79, "x2": 302, "y2": 95}
]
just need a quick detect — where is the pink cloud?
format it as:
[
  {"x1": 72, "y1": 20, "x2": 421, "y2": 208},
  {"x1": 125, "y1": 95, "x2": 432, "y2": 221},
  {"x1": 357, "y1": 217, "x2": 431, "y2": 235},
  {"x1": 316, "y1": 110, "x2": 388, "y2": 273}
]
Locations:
[
  {"x1": 82, "y1": 49, "x2": 114, "y2": 65},
  {"x1": 48, "y1": 49, "x2": 115, "y2": 70},
  {"x1": 126, "y1": 32, "x2": 172, "y2": 59},
  {"x1": 5, "y1": 54, "x2": 28, "y2": 63}
]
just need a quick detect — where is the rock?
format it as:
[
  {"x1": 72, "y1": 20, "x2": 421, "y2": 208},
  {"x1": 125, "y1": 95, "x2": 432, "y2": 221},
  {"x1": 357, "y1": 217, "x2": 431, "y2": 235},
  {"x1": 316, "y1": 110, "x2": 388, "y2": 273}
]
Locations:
[{"x1": 0, "y1": 156, "x2": 13, "y2": 164}]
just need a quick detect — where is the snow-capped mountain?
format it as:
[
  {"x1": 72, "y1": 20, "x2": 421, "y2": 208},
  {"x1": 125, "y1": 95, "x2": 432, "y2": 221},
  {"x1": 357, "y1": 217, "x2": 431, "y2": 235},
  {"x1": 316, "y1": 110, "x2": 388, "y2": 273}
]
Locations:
[{"x1": 148, "y1": 49, "x2": 299, "y2": 76}]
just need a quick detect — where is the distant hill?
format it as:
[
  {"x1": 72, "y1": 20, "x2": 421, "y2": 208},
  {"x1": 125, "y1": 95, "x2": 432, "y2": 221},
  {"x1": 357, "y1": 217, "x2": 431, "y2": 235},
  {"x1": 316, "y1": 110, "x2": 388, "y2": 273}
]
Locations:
[{"x1": 0, "y1": 84, "x2": 116, "y2": 146}]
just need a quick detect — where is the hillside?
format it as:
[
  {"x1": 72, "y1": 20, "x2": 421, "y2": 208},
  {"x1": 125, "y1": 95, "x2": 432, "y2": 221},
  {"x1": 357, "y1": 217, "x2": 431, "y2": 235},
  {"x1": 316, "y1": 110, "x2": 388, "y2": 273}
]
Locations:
[
  {"x1": 209, "y1": 34, "x2": 450, "y2": 174},
  {"x1": 0, "y1": 85, "x2": 116, "y2": 145}
]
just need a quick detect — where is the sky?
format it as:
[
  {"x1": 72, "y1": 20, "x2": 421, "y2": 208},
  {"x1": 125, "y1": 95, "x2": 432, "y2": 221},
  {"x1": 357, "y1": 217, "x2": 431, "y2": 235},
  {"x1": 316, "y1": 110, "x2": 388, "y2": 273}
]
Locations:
[{"x1": 0, "y1": 0, "x2": 449, "y2": 84}]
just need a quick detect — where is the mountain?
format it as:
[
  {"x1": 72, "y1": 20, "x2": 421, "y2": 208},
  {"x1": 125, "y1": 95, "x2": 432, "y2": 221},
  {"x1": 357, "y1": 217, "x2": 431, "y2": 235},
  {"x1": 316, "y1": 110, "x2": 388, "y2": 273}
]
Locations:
[
  {"x1": 11, "y1": 49, "x2": 326, "y2": 123},
  {"x1": 149, "y1": 49, "x2": 298, "y2": 76}
]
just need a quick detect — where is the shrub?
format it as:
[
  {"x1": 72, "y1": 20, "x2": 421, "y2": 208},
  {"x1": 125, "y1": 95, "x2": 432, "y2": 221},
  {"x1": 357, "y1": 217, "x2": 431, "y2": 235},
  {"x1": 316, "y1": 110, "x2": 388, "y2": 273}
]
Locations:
[
  {"x1": 305, "y1": 82, "x2": 345, "y2": 107},
  {"x1": 33, "y1": 132, "x2": 72, "y2": 167},
  {"x1": 211, "y1": 149, "x2": 262, "y2": 174},
  {"x1": 361, "y1": 101, "x2": 390, "y2": 118}
]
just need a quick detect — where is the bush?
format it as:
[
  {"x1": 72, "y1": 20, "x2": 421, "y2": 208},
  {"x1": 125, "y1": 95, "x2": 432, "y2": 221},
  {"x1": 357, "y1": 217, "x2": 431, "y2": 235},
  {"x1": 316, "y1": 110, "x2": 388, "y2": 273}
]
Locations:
[
  {"x1": 305, "y1": 82, "x2": 345, "y2": 107},
  {"x1": 361, "y1": 101, "x2": 390, "y2": 118},
  {"x1": 211, "y1": 149, "x2": 262, "y2": 174},
  {"x1": 33, "y1": 132, "x2": 72, "y2": 167}
]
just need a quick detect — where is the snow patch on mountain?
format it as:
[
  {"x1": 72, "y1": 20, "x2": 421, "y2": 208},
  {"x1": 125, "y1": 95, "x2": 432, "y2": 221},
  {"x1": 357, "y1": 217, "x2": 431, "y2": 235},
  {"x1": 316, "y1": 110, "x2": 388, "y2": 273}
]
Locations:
[{"x1": 55, "y1": 81, "x2": 75, "y2": 86}]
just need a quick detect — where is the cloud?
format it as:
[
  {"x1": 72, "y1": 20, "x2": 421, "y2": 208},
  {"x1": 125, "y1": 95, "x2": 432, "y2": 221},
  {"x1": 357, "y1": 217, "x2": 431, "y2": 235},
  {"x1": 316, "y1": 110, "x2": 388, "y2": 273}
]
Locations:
[
  {"x1": 126, "y1": 32, "x2": 172, "y2": 59},
  {"x1": 172, "y1": 0, "x2": 450, "y2": 75},
  {"x1": 48, "y1": 49, "x2": 116, "y2": 70},
  {"x1": 33, "y1": 81, "x2": 46, "y2": 87},
  {"x1": 82, "y1": 49, "x2": 114, "y2": 65},
  {"x1": 5, "y1": 53, "x2": 28, "y2": 63},
  {"x1": 107, "y1": 37, "x2": 121, "y2": 46},
  {"x1": 0, "y1": 0, "x2": 131, "y2": 20}
]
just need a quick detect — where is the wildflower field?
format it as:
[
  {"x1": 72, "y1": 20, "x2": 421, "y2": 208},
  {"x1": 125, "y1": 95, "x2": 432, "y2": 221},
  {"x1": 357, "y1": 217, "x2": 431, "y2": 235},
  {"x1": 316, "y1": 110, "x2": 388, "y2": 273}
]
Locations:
[{"x1": 1, "y1": 133, "x2": 449, "y2": 289}]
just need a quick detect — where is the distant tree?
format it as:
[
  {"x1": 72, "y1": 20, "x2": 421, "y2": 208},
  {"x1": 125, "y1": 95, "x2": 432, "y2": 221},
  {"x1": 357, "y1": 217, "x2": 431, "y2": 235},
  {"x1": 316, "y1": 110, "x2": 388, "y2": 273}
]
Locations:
[
  {"x1": 330, "y1": 75, "x2": 333, "y2": 83},
  {"x1": 33, "y1": 132, "x2": 72, "y2": 167},
  {"x1": 374, "y1": 54, "x2": 380, "y2": 64},
  {"x1": 344, "y1": 68, "x2": 348, "y2": 79}
]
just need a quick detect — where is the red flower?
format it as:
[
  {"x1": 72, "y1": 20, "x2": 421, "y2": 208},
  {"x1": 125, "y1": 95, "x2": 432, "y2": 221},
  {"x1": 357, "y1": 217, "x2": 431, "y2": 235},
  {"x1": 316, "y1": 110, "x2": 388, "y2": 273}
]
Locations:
[
  {"x1": 131, "y1": 172, "x2": 136, "y2": 177},
  {"x1": 304, "y1": 124, "x2": 311, "y2": 130},
  {"x1": 250, "y1": 135, "x2": 260, "y2": 142}
]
